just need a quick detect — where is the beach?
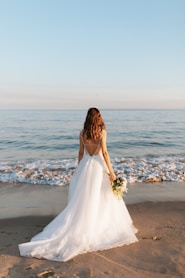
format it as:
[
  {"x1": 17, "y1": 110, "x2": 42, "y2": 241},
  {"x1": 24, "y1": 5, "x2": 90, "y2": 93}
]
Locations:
[
  {"x1": 0, "y1": 182, "x2": 185, "y2": 278},
  {"x1": 1, "y1": 0, "x2": 185, "y2": 273}
]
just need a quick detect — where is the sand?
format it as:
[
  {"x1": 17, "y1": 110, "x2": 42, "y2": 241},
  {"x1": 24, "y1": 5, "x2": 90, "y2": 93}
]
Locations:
[{"x1": 0, "y1": 182, "x2": 185, "y2": 278}]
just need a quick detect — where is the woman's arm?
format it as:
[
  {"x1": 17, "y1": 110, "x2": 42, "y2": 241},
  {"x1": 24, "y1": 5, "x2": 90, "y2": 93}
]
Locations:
[
  {"x1": 101, "y1": 130, "x2": 116, "y2": 182},
  {"x1": 78, "y1": 131, "x2": 84, "y2": 163}
]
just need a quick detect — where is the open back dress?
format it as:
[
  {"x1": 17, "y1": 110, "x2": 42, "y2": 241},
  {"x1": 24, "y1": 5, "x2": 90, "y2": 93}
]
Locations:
[{"x1": 19, "y1": 132, "x2": 138, "y2": 262}]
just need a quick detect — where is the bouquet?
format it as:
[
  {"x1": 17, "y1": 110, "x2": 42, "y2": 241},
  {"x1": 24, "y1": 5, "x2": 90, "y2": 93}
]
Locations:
[{"x1": 112, "y1": 177, "x2": 128, "y2": 199}]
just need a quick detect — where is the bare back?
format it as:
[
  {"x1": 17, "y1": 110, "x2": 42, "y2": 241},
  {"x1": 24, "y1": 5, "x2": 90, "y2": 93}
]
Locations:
[{"x1": 81, "y1": 132, "x2": 103, "y2": 156}]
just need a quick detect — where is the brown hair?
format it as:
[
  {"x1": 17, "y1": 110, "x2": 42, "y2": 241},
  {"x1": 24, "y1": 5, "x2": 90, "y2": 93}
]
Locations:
[{"x1": 83, "y1": 107, "x2": 106, "y2": 140}]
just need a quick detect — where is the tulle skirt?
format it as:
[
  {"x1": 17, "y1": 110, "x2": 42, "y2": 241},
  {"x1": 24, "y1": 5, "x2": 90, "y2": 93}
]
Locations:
[{"x1": 19, "y1": 153, "x2": 138, "y2": 262}]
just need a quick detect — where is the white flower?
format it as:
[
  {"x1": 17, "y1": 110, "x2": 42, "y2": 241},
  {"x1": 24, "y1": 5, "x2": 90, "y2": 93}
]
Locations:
[{"x1": 112, "y1": 177, "x2": 128, "y2": 199}]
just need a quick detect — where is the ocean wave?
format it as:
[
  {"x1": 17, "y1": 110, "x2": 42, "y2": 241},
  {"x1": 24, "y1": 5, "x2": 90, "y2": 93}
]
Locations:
[{"x1": 0, "y1": 155, "x2": 185, "y2": 186}]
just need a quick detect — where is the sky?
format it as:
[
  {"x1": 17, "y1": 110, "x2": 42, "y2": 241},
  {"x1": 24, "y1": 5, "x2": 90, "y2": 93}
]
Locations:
[{"x1": 0, "y1": 0, "x2": 185, "y2": 110}]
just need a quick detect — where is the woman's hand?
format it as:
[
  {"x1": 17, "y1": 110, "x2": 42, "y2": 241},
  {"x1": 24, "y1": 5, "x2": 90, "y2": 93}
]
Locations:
[{"x1": 109, "y1": 171, "x2": 116, "y2": 183}]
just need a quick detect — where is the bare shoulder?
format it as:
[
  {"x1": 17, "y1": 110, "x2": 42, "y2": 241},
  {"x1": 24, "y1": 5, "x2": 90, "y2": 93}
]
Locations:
[
  {"x1": 101, "y1": 129, "x2": 107, "y2": 140},
  {"x1": 79, "y1": 130, "x2": 84, "y2": 139},
  {"x1": 101, "y1": 129, "x2": 107, "y2": 136}
]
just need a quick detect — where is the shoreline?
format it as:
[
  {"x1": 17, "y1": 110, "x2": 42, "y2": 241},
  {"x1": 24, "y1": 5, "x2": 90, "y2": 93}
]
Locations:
[
  {"x1": 0, "y1": 201, "x2": 185, "y2": 277},
  {"x1": 0, "y1": 181, "x2": 184, "y2": 219}
]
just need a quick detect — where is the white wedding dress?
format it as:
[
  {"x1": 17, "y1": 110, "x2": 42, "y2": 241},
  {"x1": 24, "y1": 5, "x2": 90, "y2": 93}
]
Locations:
[{"x1": 19, "y1": 142, "x2": 138, "y2": 262}]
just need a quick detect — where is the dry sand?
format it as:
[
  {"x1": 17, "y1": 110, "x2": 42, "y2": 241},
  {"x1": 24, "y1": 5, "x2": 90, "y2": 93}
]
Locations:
[{"x1": 0, "y1": 183, "x2": 185, "y2": 277}]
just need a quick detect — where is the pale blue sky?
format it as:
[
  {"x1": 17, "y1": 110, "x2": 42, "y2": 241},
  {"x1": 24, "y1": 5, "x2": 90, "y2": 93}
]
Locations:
[{"x1": 0, "y1": 0, "x2": 185, "y2": 109}]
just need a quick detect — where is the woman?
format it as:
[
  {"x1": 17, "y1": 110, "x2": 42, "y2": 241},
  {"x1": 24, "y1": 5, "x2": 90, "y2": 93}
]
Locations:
[{"x1": 19, "y1": 107, "x2": 138, "y2": 262}]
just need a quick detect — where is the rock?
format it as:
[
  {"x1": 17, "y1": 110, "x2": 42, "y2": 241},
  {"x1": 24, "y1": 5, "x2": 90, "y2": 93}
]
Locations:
[
  {"x1": 37, "y1": 269, "x2": 55, "y2": 278},
  {"x1": 152, "y1": 236, "x2": 162, "y2": 240}
]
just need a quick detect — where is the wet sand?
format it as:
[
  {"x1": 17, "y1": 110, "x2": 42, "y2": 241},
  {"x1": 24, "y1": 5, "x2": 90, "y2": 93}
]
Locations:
[{"x1": 0, "y1": 182, "x2": 185, "y2": 277}]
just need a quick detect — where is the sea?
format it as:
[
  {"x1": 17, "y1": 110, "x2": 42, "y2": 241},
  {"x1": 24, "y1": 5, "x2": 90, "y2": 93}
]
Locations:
[{"x1": 0, "y1": 109, "x2": 185, "y2": 186}]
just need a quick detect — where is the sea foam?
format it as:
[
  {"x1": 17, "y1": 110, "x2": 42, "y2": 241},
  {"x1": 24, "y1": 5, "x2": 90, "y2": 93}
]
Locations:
[{"x1": 0, "y1": 156, "x2": 185, "y2": 186}]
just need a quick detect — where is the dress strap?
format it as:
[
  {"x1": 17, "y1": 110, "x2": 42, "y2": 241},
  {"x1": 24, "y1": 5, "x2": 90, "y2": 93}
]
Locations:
[{"x1": 92, "y1": 138, "x2": 102, "y2": 156}]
